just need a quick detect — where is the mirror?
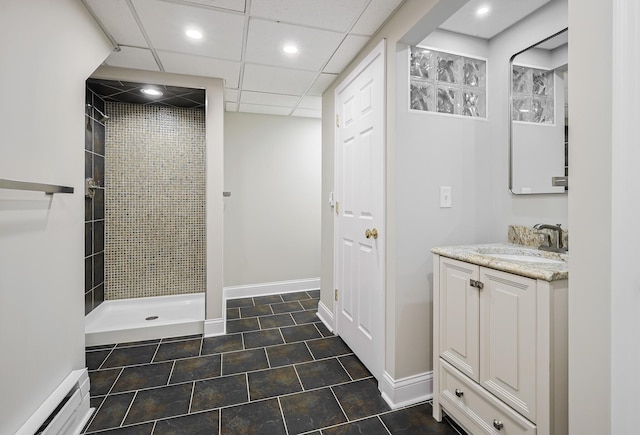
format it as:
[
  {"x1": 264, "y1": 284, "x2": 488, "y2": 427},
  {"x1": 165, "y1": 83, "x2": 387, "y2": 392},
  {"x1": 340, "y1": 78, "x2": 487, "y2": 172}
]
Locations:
[{"x1": 509, "y1": 28, "x2": 568, "y2": 195}]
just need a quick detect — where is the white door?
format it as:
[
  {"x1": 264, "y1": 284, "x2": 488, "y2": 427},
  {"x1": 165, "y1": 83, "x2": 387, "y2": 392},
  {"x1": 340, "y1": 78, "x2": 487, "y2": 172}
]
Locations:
[{"x1": 334, "y1": 40, "x2": 385, "y2": 380}]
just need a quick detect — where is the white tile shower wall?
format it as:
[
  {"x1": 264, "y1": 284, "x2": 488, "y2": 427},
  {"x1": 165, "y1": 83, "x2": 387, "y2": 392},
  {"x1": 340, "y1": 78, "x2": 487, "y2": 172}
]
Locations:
[{"x1": 105, "y1": 102, "x2": 206, "y2": 300}]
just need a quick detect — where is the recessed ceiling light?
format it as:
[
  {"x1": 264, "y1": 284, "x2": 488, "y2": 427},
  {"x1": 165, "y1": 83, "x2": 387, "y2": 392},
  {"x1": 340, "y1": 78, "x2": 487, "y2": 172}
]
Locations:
[
  {"x1": 185, "y1": 28, "x2": 203, "y2": 40},
  {"x1": 283, "y1": 45, "x2": 299, "y2": 55},
  {"x1": 476, "y1": 6, "x2": 490, "y2": 16},
  {"x1": 141, "y1": 88, "x2": 163, "y2": 97}
]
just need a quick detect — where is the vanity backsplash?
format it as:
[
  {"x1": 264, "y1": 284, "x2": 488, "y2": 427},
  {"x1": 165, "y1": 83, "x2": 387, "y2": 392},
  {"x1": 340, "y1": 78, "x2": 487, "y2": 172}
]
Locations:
[{"x1": 508, "y1": 224, "x2": 569, "y2": 249}]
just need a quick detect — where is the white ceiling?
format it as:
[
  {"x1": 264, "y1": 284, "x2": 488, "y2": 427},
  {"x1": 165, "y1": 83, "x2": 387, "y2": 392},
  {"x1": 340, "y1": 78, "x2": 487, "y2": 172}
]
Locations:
[{"x1": 83, "y1": 0, "x2": 405, "y2": 118}]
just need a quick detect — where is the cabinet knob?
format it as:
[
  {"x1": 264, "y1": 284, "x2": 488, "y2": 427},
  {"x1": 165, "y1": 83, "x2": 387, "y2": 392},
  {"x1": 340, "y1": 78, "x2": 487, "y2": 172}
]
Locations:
[
  {"x1": 493, "y1": 420, "x2": 504, "y2": 430},
  {"x1": 454, "y1": 389, "x2": 464, "y2": 398}
]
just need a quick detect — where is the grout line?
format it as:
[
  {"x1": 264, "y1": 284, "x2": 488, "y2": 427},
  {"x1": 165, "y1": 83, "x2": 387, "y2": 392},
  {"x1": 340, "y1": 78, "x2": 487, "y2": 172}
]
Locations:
[
  {"x1": 96, "y1": 346, "x2": 116, "y2": 370},
  {"x1": 245, "y1": 372, "x2": 251, "y2": 402},
  {"x1": 291, "y1": 364, "x2": 305, "y2": 391},
  {"x1": 188, "y1": 381, "x2": 195, "y2": 414},
  {"x1": 166, "y1": 360, "x2": 176, "y2": 386},
  {"x1": 329, "y1": 386, "x2": 350, "y2": 422},
  {"x1": 336, "y1": 355, "x2": 355, "y2": 382},
  {"x1": 377, "y1": 415, "x2": 393, "y2": 434},
  {"x1": 119, "y1": 390, "x2": 137, "y2": 428},
  {"x1": 277, "y1": 396, "x2": 290, "y2": 435}
]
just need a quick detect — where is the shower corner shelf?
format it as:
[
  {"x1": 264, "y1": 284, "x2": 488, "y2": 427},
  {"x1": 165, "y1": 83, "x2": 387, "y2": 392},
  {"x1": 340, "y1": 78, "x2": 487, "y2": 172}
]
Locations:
[{"x1": 0, "y1": 178, "x2": 74, "y2": 194}]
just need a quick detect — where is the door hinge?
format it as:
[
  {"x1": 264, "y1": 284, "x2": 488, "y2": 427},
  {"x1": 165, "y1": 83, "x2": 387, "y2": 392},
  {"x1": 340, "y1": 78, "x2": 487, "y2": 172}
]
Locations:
[
  {"x1": 336, "y1": 114, "x2": 340, "y2": 127},
  {"x1": 470, "y1": 279, "x2": 484, "y2": 290},
  {"x1": 335, "y1": 289, "x2": 338, "y2": 301}
]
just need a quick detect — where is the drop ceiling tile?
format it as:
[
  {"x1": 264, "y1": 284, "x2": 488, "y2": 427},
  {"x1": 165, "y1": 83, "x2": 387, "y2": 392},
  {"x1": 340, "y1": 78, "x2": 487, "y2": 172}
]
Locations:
[
  {"x1": 306, "y1": 73, "x2": 338, "y2": 96},
  {"x1": 350, "y1": 0, "x2": 403, "y2": 36},
  {"x1": 180, "y1": 0, "x2": 246, "y2": 12},
  {"x1": 239, "y1": 103, "x2": 292, "y2": 116},
  {"x1": 226, "y1": 102, "x2": 238, "y2": 111},
  {"x1": 85, "y1": 0, "x2": 148, "y2": 46},
  {"x1": 158, "y1": 51, "x2": 241, "y2": 88},
  {"x1": 250, "y1": 0, "x2": 368, "y2": 32},
  {"x1": 131, "y1": 0, "x2": 245, "y2": 61},
  {"x1": 245, "y1": 19, "x2": 343, "y2": 72},
  {"x1": 225, "y1": 88, "x2": 239, "y2": 102},
  {"x1": 297, "y1": 96, "x2": 322, "y2": 110},
  {"x1": 323, "y1": 34, "x2": 370, "y2": 74},
  {"x1": 103, "y1": 46, "x2": 160, "y2": 71},
  {"x1": 240, "y1": 91, "x2": 299, "y2": 107},
  {"x1": 292, "y1": 108, "x2": 321, "y2": 118},
  {"x1": 242, "y1": 64, "x2": 318, "y2": 95}
]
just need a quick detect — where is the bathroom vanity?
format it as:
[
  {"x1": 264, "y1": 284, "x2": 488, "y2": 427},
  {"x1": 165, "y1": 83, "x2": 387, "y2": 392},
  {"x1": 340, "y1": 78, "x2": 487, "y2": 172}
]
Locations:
[{"x1": 432, "y1": 244, "x2": 568, "y2": 435}]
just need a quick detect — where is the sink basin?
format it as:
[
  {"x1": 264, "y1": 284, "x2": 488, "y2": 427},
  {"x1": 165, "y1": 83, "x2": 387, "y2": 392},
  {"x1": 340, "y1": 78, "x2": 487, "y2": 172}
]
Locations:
[{"x1": 484, "y1": 253, "x2": 564, "y2": 264}]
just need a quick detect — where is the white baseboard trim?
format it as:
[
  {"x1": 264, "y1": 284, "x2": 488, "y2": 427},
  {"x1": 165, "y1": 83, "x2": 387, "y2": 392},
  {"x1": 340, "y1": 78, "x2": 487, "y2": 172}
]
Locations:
[
  {"x1": 223, "y1": 278, "x2": 320, "y2": 300},
  {"x1": 316, "y1": 300, "x2": 334, "y2": 333},
  {"x1": 203, "y1": 318, "x2": 225, "y2": 337},
  {"x1": 380, "y1": 370, "x2": 433, "y2": 409}
]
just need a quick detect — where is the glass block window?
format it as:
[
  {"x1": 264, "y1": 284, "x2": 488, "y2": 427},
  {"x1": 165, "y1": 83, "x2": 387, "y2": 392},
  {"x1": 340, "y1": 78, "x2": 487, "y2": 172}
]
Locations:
[
  {"x1": 511, "y1": 65, "x2": 554, "y2": 123},
  {"x1": 410, "y1": 46, "x2": 487, "y2": 118}
]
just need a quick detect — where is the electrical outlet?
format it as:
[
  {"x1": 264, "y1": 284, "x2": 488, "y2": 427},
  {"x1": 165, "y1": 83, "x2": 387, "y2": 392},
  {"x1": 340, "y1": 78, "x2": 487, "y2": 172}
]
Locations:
[{"x1": 440, "y1": 186, "x2": 452, "y2": 208}]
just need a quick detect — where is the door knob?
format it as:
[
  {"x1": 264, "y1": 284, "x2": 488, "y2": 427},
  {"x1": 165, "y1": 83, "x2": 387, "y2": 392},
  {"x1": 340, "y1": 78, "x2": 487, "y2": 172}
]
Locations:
[{"x1": 365, "y1": 228, "x2": 379, "y2": 239}]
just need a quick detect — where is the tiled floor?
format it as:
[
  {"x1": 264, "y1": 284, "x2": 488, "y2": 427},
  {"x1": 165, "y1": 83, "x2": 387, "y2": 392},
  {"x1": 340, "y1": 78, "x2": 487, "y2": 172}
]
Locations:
[{"x1": 83, "y1": 290, "x2": 462, "y2": 434}]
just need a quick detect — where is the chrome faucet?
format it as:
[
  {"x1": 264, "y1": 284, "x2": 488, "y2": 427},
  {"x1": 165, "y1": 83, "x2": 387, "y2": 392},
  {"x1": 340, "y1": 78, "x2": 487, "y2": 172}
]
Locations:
[{"x1": 533, "y1": 223, "x2": 567, "y2": 252}]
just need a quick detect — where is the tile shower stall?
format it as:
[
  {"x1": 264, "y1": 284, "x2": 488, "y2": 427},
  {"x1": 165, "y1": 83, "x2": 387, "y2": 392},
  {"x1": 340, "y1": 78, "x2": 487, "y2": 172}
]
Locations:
[{"x1": 84, "y1": 85, "x2": 207, "y2": 343}]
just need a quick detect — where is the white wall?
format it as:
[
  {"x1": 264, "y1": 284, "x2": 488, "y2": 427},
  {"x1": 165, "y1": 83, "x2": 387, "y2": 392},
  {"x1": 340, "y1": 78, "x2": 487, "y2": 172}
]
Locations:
[
  {"x1": 224, "y1": 112, "x2": 321, "y2": 287},
  {"x1": 0, "y1": 1, "x2": 112, "y2": 433}
]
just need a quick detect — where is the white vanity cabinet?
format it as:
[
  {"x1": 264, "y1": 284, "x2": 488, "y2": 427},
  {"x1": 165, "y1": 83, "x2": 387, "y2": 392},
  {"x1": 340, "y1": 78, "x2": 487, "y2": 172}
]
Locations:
[{"x1": 433, "y1": 254, "x2": 568, "y2": 435}]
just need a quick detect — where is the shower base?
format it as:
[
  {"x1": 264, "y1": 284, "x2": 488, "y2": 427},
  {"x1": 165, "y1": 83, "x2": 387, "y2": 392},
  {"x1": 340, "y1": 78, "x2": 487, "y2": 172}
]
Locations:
[{"x1": 85, "y1": 293, "x2": 205, "y2": 346}]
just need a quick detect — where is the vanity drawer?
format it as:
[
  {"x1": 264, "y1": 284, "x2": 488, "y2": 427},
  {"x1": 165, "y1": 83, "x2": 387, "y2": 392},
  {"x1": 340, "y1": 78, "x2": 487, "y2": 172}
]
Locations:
[{"x1": 439, "y1": 359, "x2": 536, "y2": 435}]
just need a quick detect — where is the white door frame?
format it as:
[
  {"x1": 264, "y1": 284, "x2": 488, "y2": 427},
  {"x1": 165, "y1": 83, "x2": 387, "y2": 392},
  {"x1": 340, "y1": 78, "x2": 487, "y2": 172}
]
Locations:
[{"x1": 333, "y1": 39, "x2": 386, "y2": 381}]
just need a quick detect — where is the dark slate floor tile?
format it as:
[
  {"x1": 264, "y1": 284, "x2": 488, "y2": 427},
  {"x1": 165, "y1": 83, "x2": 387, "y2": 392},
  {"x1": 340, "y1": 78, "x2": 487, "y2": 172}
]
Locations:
[
  {"x1": 86, "y1": 422, "x2": 154, "y2": 434},
  {"x1": 248, "y1": 366, "x2": 302, "y2": 400},
  {"x1": 306, "y1": 336, "x2": 351, "y2": 359},
  {"x1": 240, "y1": 303, "x2": 273, "y2": 318},
  {"x1": 266, "y1": 342, "x2": 314, "y2": 367},
  {"x1": 227, "y1": 297, "x2": 254, "y2": 309},
  {"x1": 89, "y1": 368, "x2": 122, "y2": 396},
  {"x1": 295, "y1": 358, "x2": 351, "y2": 390},
  {"x1": 381, "y1": 403, "x2": 458, "y2": 434},
  {"x1": 280, "y1": 388, "x2": 347, "y2": 435},
  {"x1": 90, "y1": 395, "x2": 105, "y2": 410},
  {"x1": 308, "y1": 290, "x2": 320, "y2": 298},
  {"x1": 161, "y1": 334, "x2": 202, "y2": 343},
  {"x1": 123, "y1": 383, "x2": 192, "y2": 425},
  {"x1": 87, "y1": 344, "x2": 116, "y2": 352},
  {"x1": 291, "y1": 310, "x2": 318, "y2": 325},
  {"x1": 222, "y1": 348, "x2": 269, "y2": 375},
  {"x1": 339, "y1": 355, "x2": 372, "y2": 380},
  {"x1": 191, "y1": 374, "x2": 248, "y2": 412},
  {"x1": 227, "y1": 307, "x2": 240, "y2": 320},
  {"x1": 227, "y1": 317, "x2": 260, "y2": 334},
  {"x1": 299, "y1": 298, "x2": 319, "y2": 310},
  {"x1": 280, "y1": 324, "x2": 322, "y2": 343},
  {"x1": 243, "y1": 329, "x2": 284, "y2": 349},
  {"x1": 170, "y1": 354, "x2": 221, "y2": 383},
  {"x1": 153, "y1": 339, "x2": 201, "y2": 362},
  {"x1": 258, "y1": 313, "x2": 295, "y2": 329},
  {"x1": 271, "y1": 301, "x2": 305, "y2": 314},
  {"x1": 281, "y1": 291, "x2": 312, "y2": 302},
  {"x1": 101, "y1": 344, "x2": 158, "y2": 369},
  {"x1": 201, "y1": 334, "x2": 243, "y2": 355},
  {"x1": 110, "y1": 362, "x2": 172, "y2": 393},
  {"x1": 86, "y1": 392, "x2": 135, "y2": 432},
  {"x1": 332, "y1": 378, "x2": 390, "y2": 420},
  {"x1": 253, "y1": 294, "x2": 284, "y2": 305},
  {"x1": 315, "y1": 321, "x2": 333, "y2": 337},
  {"x1": 86, "y1": 349, "x2": 112, "y2": 370},
  {"x1": 153, "y1": 409, "x2": 219, "y2": 435},
  {"x1": 322, "y1": 417, "x2": 390, "y2": 435},
  {"x1": 220, "y1": 398, "x2": 286, "y2": 435}
]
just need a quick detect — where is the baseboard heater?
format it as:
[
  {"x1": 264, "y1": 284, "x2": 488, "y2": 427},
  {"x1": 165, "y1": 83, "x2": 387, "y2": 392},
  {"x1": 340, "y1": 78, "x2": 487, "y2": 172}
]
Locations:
[{"x1": 17, "y1": 369, "x2": 93, "y2": 435}]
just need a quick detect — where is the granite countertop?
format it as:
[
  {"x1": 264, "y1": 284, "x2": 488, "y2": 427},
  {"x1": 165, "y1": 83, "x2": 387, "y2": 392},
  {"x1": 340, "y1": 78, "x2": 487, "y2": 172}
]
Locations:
[{"x1": 431, "y1": 243, "x2": 568, "y2": 282}]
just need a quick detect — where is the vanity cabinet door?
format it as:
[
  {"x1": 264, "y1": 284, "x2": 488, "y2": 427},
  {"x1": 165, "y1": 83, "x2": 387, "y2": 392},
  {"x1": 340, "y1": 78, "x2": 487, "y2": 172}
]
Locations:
[
  {"x1": 479, "y1": 268, "x2": 537, "y2": 423},
  {"x1": 439, "y1": 257, "x2": 480, "y2": 382}
]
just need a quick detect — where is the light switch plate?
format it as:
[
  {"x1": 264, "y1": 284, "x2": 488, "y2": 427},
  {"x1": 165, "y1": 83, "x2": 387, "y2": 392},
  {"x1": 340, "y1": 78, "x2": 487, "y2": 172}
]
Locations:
[{"x1": 440, "y1": 186, "x2": 452, "y2": 208}]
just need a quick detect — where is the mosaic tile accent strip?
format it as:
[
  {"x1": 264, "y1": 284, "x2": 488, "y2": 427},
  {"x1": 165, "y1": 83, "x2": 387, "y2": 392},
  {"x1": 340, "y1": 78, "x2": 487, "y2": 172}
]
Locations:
[{"x1": 105, "y1": 102, "x2": 206, "y2": 300}]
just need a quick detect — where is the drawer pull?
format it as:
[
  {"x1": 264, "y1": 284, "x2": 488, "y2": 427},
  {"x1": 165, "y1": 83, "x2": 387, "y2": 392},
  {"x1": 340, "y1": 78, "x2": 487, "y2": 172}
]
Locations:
[
  {"x1": 493, "y1": 420, "x2": 504, "y2": 430},
  {"x1": 454, "y1": 389, "x2": 464, "y2": 397}
]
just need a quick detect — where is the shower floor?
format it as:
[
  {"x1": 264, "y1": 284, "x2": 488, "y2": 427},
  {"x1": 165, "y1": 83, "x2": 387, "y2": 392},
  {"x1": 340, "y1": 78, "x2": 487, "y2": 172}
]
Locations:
[{"x1": 85, "y1": 293, "x2": 205, "y2": 346}]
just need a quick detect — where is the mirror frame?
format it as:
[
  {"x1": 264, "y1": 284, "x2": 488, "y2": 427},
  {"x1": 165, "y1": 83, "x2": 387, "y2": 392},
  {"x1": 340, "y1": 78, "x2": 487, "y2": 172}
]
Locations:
[{"x1": 508, "y1": 28, "x2": 568, "y2": 195}]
